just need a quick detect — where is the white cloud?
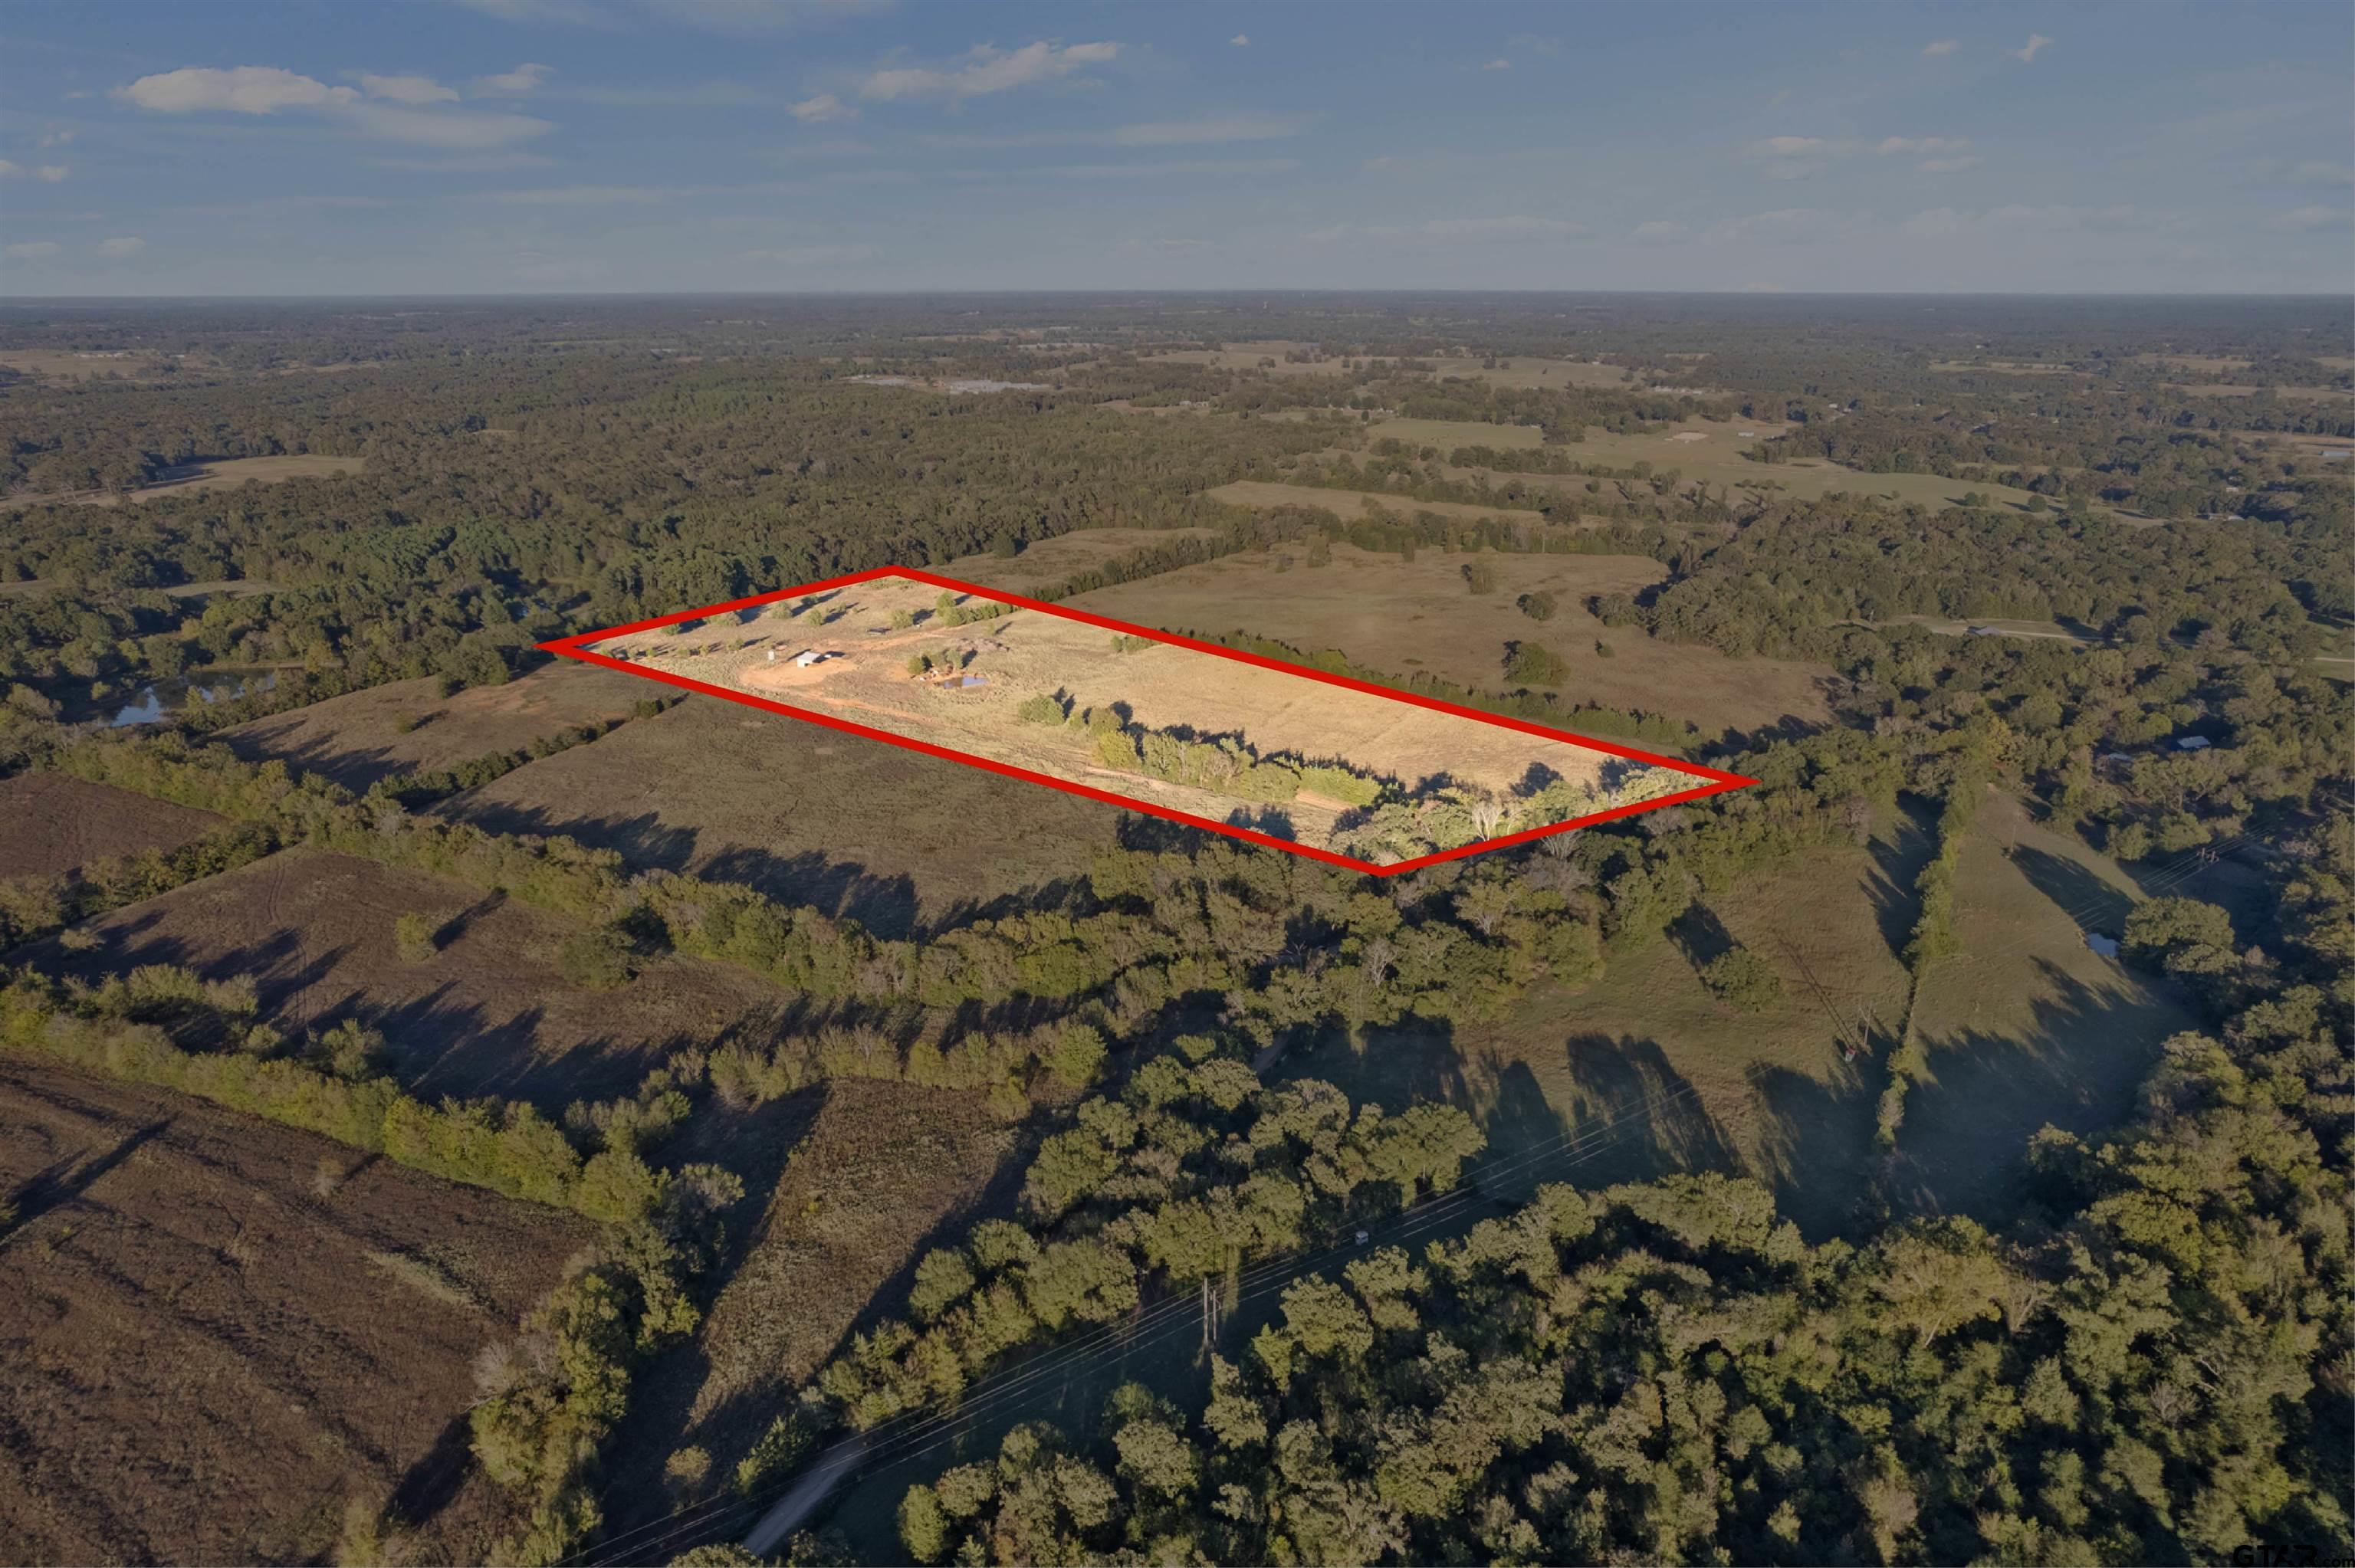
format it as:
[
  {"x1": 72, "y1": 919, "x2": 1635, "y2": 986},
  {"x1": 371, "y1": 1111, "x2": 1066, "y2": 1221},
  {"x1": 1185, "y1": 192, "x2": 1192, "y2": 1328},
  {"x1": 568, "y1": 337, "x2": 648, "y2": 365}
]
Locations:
[
  {"x1": 1112, "y1": 112, "x2": 1304, "y2": 146},
  {"x1": 371, "y1": 150, "x2": 556, "y2": 171},
  {"x1": 2250, "y1": 159, "x2": 2355, "y2": 188},
  {"x1": 1877, "y1": 136, "x2": 1969, "y2": 155},
  {"x1": 791, "y1": 92, "x2": 856, "y2": 122},
  {"x1": 1918, "y1": 156, "x2": 1982, "y2": 174},
  {"x1": 743, "y1": 242, "x2": 877, "y2": 265},
  {"x1": 359, "y1": 73, "x2": 459, "y2": 104},
  {"x1": 1306, "y1": 215, "x2": 1586, "y2": 247},
  {"x1": 120, "y1": 65, "x2": 358, "y2": 114},
  {"x1": 35, "y1": 165, "x2": 68, "y2": 182},
  {"x1": 2275, "y1": 204, "x2": 2350, "y2": 231},
  {"x1": 118, "y1": 63, "x2": 550, "y2": 148},
  {"x1": 481, "y1": 184, "x2": 670, "y2": 205},
  {"x1": 1632, "y1": 219, "x2": 1688, "y2": 241},
  {"x1": 37, "y1": 128, "x2": 74, "y2": 148},
  {"x1": 1041, "y1": 157, "x2": 1298, "y2": 179},
  {"x1": 475, "y1": 63, "x2": 555, "y2": 97},
  {"x1": 1922, "y1": 39, "x2": 1959, "y2": 57},
  {"x1": 859, "y1": 41, "x2": 1120, "y2": 102},
  {"x1": 1747, "y1": 135, "x2": 1838, "y2": 157},
  {"x1": 97, "y1": 236, "x2": 146, "y2": 258},
  {"x1": 4, "y1": 241, "x2": 62, "y2": 259},
  {"x1": 1481, "y1": 58, "x2": 1511, "y2": 71},
  {"x1": 0, "y1": 160, "x2": 20, "y2": 177},
  {"x1": 1230, "y1": 34, "x2": 1248, "y2": 47},
  {"x1": 2012, "y1": 34, "x2": 2052, "y2": 63}
]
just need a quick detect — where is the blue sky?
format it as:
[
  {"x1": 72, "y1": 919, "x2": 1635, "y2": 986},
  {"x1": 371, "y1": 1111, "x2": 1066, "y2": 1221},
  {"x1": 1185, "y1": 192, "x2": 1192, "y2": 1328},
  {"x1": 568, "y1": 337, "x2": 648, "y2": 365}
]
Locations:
[{"x1": 1, "y1": 0, "x2": 2348, "y2": 296}]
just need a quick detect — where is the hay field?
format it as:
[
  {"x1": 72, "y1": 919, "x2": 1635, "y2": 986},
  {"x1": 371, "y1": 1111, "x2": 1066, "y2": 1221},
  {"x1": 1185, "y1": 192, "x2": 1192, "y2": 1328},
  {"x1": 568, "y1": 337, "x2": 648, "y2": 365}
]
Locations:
[
  {"x1": 0, "y1": 1056, "x2": 594, "y2": 1566},
  {"x1": 1064, "y1": 543, "x2": 1833, "y2": 737},
  {"x1": 0, "y1": 773, "x2": 225, "y2": 883},
  {"x1": 0, "y1": 349, "x2": 170, "y2": 381},
  {"x1": 223, "y1": 660, "x2": 655, "y2": 793},
  {"x1": 18, "y1": 847, "x2": 783, "y2": 1113},
  {"x1": 445, "y1": 695, "x2": 1128, "y2": 938},
  {"x1": 1894, "y1": 791, "x2": 2202, "y2": 1218},
  {"x1": 583, "y1": 576, "x2": 1667, "y2": 855},
  {"x1": 1421, "y1": 356, "x2": 1636, "y2": 389},
  {"x1": 1206, "y1": 479, "x2": 1551, "y2": 525},
  {"x1": 1283, "y1": 809, "x2": 1935, "y2": 1240}
]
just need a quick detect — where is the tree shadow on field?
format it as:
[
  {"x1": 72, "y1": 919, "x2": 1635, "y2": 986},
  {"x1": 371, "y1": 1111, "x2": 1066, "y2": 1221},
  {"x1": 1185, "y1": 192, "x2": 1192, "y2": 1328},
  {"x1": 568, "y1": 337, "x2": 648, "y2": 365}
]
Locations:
[
  {"x1": 4, "y1": 1117, "x2": 172, "y2": 1233},
  {"x1": 447, "y1": 804, "x2": 701, "y2": 877},
  {"x1": 2012, "y1": 844, "x2": 2134, "y2": 938},
  {"x1": 220, "y1": 720, "x2": 406, "y2": 794},
  {"x1": 1743, "y1": 1057, "x2": 1880, "y2": 1242},
  {"x1": 1863, "y1": 799, "x2": 1938, "y2": 963},
  {"x1": 1536, "y1": 1034, "x2": 1740, "y2": 1199},
  {"x1": 1668, "y1": 904, "x2": 1736, "y2": 975}
]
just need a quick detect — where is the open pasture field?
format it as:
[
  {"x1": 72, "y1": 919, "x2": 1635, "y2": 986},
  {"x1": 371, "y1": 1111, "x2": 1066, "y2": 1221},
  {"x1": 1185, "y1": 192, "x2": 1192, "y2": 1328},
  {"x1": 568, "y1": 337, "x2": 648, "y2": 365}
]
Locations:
[
  {"x1": 938, "y1": 525, "x2": 1221, "y2": 594},
  {"x1": 0, "y1": 1057, "x2": 593, "y2": 1566},
  {"x1": 4, "y1": 455, "x2": 366, "y2": 511},
  {"x1": 603, "y1": 1079, "x2": 1025, "y2": 1527},
  {"x1": 2169, "y1": 382, "x2": 2353, "y2": 402},
  {"x1": 0, "y1": 773, "x2": 225, "y2": 884},
  {"x1": 1206, "y1": 477, "x2": 1551, "y2": 526},
  {"x1": 15, "y1": 848, "x2": 782, "y2": 1113},
  {"x1": 1065, "y1": 543, "x2": 1834, "y2": 738},
  {"x1": 0, "y1": 349, "x2": 172, "y2": 381},
  {"x1": 1421, "y1": 355, "x2": 1637, "y2": 389},
  {"x1": 1140, "y1": 340, "x2": 1340, "y2": 376},
  {"x1": 1284, "y1": 811, "x2": 1933, "y2": 1240},
  {"x1": 222, "y1": 660, "x2": 654, "y2": 793},
  {"x1": 1894, "y1": 792, "x2": 2201, "y2": 1215},
  {"x1": 445, "y1": 694, "x2": 1127, "y2": 938},
  {"x1": 580, "y1": 574, "x2": 1670, "y2": 857},
  {"x1": 1528, "y1": 418, "x2": 2059, "y2": 512},
  {"x1": 1368, "y1": 415, "x2": 1545, "y2": 450}
]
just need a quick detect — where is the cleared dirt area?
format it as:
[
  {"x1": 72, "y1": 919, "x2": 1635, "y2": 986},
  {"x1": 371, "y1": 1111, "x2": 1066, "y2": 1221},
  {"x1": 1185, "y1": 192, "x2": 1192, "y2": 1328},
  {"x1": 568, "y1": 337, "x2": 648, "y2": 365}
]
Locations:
[
  {"x1": 1286, "y1": 809, "x2": 1933, "y2": 1241},
  {"x1": 1065, "y1": 543, "x2": 1833, "y2": 738},
  {"x1": 445, "y1": 696, "x2": 1127, "y2": 939},
  {"x1": 15, "y1": 848, "x2": 784, "y2": 1114},
  {"x1": 1206, "y1": 478, "x2": 1552, "y2": 526},
  {"x1": 603, "y1": 1080, "x2": 1025, "y2": 1530},
  {"x1": 222, "y1": 660, "x2": 654, "y2": 793},
  {"x1": 0, "y1": 773, "x2": 225, "y2": 884},
  {"x1": 938, "y1": 526, "x2": 1222, "y2": 594},
  {"x1": 1894, "y1": 790, "x2": 2202, "y2": 1217},
  {"x1": 0, "y1": 1056, "x2": 594, "y2": 1566},
  {"x1": 583, "y1": 575, "x2": 1673, "y2": 856}
]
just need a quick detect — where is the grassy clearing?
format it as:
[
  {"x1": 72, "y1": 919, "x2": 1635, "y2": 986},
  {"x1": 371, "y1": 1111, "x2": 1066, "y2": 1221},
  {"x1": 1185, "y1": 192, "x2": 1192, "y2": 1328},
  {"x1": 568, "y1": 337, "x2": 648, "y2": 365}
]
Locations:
[
  {"x1": 1368, "y1": 416, "x2": 1545, "y2": 450},
  {"x1": 222, "y1": 660, "x2": 654, "y2": 794},
  {"x1": 445, "y1": 694, "x2": 1127, "y2": 939},
  {"x1": 1282, "y1": 808, "x2": 1933, "y2": 1240},
  {"x1": 0, "y1": 773, "x2": 225, "y2": 883},
  {"x1": 0, "y1": 1056, "x2": 593, "y2": 1566},
  {"x1": 1421, "y1": 355, "x2": 1639, "y2": 390},
  {"x1": 0, "y1": 349, "x2": 172, "y2": 381},
  {"x1": 1895, "y1": 791, "x2": 2202, "y2": 1218},
  {"x1": 5, "y1": 455, "x2": 366, "y2": 511},
  {"x1": 938, "y1": 526, "x2": 1223, "y2": 594},
  {"x1": 15, "y1": 846, "x2": 785, "y2": 1114},
  {"x1": 1205, "y1": 478, "x2": 1550, "y2": 525},
  {"x1": 1065, "y1": 542, "x2": 1834, "y2": 737}
]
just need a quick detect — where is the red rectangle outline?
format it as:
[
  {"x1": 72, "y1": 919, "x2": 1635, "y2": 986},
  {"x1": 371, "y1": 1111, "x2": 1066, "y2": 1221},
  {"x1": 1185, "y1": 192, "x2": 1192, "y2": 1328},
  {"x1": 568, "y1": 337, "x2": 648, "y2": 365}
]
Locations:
[{"x1": 538, "y1": 564, "x2": 1756, "y2": 877}]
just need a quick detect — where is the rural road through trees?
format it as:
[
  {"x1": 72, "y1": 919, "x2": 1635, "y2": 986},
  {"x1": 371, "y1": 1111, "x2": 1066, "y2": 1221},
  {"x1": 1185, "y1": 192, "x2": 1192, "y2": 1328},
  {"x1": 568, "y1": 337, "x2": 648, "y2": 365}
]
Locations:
[{"x1": 741, "y1": 1435, "x2": 870, "y2": 1558}]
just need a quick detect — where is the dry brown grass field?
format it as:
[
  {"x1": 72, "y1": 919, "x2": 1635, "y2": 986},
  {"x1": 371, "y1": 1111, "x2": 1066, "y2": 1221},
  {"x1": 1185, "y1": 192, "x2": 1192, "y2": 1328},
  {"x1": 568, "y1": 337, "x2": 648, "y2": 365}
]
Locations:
[
  {"x1": 0, "y1": 349, "x2": 172, "y2": 381},
  {"x1": 0, "y1": 773, "x2": 225, "y2": 883},
  {"x1": 1064, "y1": 543, "x2": 1834, "y2": 738},
  {"x1": 445, "y1": 696, "x2": 1128, "y2": 938},
  {"x1": 1283, "y1": 809, "x2": 1935, "y2": 1240},
  {"x1": 603, "y1": 1079, "x2": 1026, "y2": 1527},
  {"x1": 222, "y1": 660, "x2": 654, "y2": 792},
  {"x1": 1419, "y1": 356, "x2": 1637, "y2": 389},
  {"x1": 0, "y1": 1056, "x2": 595, "y2": 1566},
  {"x1": 1894, "y1": 791, "x2": 2202, "y2": 1215},
  {"x1": 1205, "y1": 478, "x2": 1552, "y2": 526},
  {"x1": 584, "y1": 575, "x2": 1668, "y2": 855},
  {"x1": 14, "y1": 847, "x2": 784, "y2": 1113},
  {"x1": 1366, "y1": 416, "x2": 1545, "y2": 450},
  {"x1": 1140, "y1": 340, "x2": 1339, "y2": 376}
]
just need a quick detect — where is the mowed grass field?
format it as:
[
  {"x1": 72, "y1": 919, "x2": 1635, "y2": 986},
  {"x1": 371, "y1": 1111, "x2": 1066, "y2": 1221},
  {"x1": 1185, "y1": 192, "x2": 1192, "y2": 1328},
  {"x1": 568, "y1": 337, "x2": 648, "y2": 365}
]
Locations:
[
  {"x1": 1894, "y1": 791, "x2": 2202, "y2": 1217},
  {"x1": 603, "y1": 1080, "x2": 1028, "y2": 1530},
  {"x1": 1206, "y1": 479, "x2": 1552, "y2": 526},
  {"x1": 1064, "y1": 543, "x2": 1834, "y2": 738},
  {"x1": 445, "y1": 695, "x2": 1129, "y2": 938},
  {"x1": 222, "y1": 660, "x2": 655, "y2": 793},
  {"x1": 14, "y1": 847, "x2": 785, "y2": 1113},
  {"x1": 1368, "y1": 416, "x2": 1545, "y2": 451},
  {"x1": 4, "y1": 455, "x2": 366, "y2": 511},
  {"x1": 1283, "y1": 809, "x2": 1934, "y2": 1240},
  {"x1": 0, "y1": 773, "x2": 225, "y2": 883},
  {"x1": 0, "y1": 1056, "x2": 595, "y2": 1566}
]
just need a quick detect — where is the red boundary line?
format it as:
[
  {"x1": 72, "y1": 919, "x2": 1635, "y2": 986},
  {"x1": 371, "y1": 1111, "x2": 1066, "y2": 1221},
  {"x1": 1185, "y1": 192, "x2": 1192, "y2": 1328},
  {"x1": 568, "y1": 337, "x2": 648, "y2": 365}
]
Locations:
[{"x1": 538, "y1": 564, "x2": 1756, "y2": 877}]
